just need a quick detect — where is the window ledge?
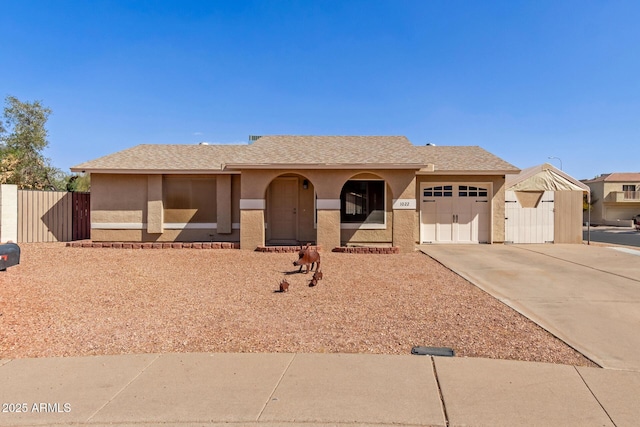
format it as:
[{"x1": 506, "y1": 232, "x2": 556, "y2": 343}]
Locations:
[{"x1": 340, "y1": 223, "x2": 387, "y2": 230}]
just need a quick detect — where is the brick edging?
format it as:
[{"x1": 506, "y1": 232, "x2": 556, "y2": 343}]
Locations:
[
  {"x1": 66, "y1": 241, "x2": 239, "y2": 249},
  {"x1": 255, "y1": 245, "x2": 322, "y2": 253},
  {"x1": 332, "y1": 246, "x2": 400, "y2": 254}
]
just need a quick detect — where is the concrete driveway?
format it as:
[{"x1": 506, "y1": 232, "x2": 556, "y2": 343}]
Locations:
[{"x1": 419, "y1": 244, "x2": 640, "y2": 371}]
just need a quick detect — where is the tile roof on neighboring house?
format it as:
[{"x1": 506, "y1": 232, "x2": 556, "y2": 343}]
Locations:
[
  {"x1": 70, "y1": 135, "x2": 519, "y2": 174},
  {"x1": 583, "y1": 173, "x2": 640, "y2": 183}
]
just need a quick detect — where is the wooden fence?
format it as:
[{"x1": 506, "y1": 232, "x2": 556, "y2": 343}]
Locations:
[{"x1": 17, "y1": 190, "x2": 90, "y2": 243}]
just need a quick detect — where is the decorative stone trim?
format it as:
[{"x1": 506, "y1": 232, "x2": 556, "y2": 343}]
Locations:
[
  {"x1": 332, "y1": 246, "x2": 400, "y2": 254},
  {"x1": 239, "y1": 199, "x2": 266, "y2": 210},
  {"x1": 66, "y1": 241, "x2": 240, "y2": 249},
  {"x1": 316, "y1": 199, "x2": 341, "y2": 210}
]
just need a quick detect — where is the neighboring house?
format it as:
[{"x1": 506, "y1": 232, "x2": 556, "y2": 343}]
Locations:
[
  {"x1": 505, "y1": 163, "x2": 589, "y2": 244},
  {"x1": 582, "y1": 173, "x2": 640, "y2": 226},
  {"x1": 70, "y1": 135, "x2": 519, "y2": 252}
]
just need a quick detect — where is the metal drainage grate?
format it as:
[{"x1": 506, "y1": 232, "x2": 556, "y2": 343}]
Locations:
[{"x1": 411, "y1": 346, "x2": 455, "y2": 357}]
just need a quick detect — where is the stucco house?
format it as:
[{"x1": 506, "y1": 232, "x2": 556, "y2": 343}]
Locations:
[
  {"x1": 70, "y1": 135, "x2": 519, "y2": 252},
  {"x1": 582, "y1": 173, "x2": 640, "y2": 226}
]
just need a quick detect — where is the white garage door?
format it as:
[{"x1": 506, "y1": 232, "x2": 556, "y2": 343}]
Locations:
[
  {"x1": 505, "y1": 190, "x2": 554, "y2": 243},
  {"x1": 420, "y1": 183, "x2": 491, "y2": 243},
  {"x1": 605, "y1": 206, "x2": 640, "y2": 222}
]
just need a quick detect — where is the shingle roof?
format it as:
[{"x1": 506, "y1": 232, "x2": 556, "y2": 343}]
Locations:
[
  {"x1": 416, "y1": 145, "x2": 519, "y2": 172},
  {"x1": 70, "y1": 136, "x2": 519, "y2": 174},
  {"x1": 71, "y1": 144, "x2": 249, "y2": 172},
  {"x1": 235, "y1": 135, "x2": 419, "y2": 166}
]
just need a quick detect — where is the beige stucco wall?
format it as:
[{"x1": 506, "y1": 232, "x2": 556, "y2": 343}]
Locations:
[
  {"x1": 91, "y1": 169, "x2": 508, "y2": 249},
  {"x1": 317, "y1": 209, "x2": 340, "y2": 250},
  {"x1": 239, "y1": 169, "x2": 417, "y2": 251},
  {"x1": 91, "y1": 173, "x2": 240, "y2": 242},
  {"x1": 240, "y1": 209, "x2": 264, "y2": 249},
  {"x1": 416, "y1": 175, "x2": 507, "y2": 243},
  {"x1": 91, "y1": 174, "x2": 148, "y2": 224},
  {"x1": 239, "y1": 169, "x2": 415, "y2": 201},
  {"x1": 147, "y1": 175, "x2": 163, "y2": 234},
  {"x1": 585, "y1": 181, "x2": 604, "y2": 224}
]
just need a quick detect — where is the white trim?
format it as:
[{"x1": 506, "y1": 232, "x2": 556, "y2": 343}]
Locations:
[
  {"x1": 340, "y1": 223, "x2": 387, "y2": 230},
  {"x1": 164, "y1": 223, "x2": 216, "y2": 229},
  {"x1": 392, "y1": 199, "x2": 417, "y2": 210},
  {"x1": 240, "y1": 199, "x2": 266, "y2": 210},
  {"x1": 316, "y1": 199, "x2": 341, "y2": 210},
  {"x1": 92, "y1": 223, "x2": 145, "y2": 229},
  {"x1": 93, "y1": 222, "x2": 241, "y2": 230}
]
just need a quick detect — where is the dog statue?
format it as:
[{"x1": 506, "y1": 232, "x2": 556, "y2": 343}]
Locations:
[{"x1": 293, "y1": 243, "x2": 320, "y2": 274}]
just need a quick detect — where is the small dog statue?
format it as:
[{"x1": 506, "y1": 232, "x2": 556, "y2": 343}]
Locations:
[{"x1": 309, "y1": 270, "x2": 323, "y2": 287}]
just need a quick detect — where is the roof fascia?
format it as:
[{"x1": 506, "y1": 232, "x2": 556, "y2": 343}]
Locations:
[
  {"x1": 222, "y1": 163, "x2": 425, "y2": 170},
  {"x1": 416, "y1": 169, "x2": 520, "y2": 176},
  {"x1": 70, "y1": 168, "x2": 240, "y2": 175}
]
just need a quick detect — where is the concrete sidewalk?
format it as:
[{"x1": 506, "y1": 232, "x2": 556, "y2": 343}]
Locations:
[
  {"x1": 1, "y1": 352, "x2": 640, "y2": 427},
  {"x1": 420, "y1": 244, "x2": 640, "y2": 371}
]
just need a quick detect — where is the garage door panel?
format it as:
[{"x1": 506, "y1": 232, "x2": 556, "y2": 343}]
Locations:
[{"x1": 421, "y1": 183, "x2": 490, "y2": 244}]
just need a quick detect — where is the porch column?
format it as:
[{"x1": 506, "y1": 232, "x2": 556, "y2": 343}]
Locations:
[
  {"x1": 216, "y1": 175, "x2": 232, "y2": 234},
  {"x1": 392, "y1": 198, "x2": 417, "y2": 253},
  {"x1": 147, "y1": 175, "x2": 163, "y2": 234},
  {"x1": 240, "y1": 199, "x2": 265, "y2": 250},
  {"x1": 316, "y1": 199, "x2": 341, "y2": 251}
]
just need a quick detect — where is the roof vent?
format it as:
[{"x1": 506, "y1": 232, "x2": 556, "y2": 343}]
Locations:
[
  {"x1": 248, "y1": 135, "x2": 262, "y2": 144},
  {"x1": 199, "y1": 142, "x2": 209, "y2": 145}
]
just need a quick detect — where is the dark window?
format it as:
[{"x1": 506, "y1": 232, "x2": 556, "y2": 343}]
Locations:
[{"x1": 341, "y1": 180, "x2": 385, "y2": 224}]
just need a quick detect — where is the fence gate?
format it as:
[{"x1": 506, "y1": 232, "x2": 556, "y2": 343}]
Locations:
[
  {"x1": 16, "y1": 190, "x2": 90, "y2": 243},
  {"x1": 72, "y1": 192, "x2": 90, "y2": 241}
]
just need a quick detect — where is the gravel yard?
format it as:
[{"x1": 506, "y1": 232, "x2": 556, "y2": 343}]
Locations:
[{"x1": 0, "y1": 243, "x2": 596, "y2": 366}]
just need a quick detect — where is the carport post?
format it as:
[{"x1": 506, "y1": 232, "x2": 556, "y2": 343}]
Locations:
[{"x1": 587, "y1": 192, "x2": 591, "y2": 245}]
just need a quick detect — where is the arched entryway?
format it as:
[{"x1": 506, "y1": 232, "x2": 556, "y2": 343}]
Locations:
[
  {"x1": 265, "y1": 173, "x2": 317, "y2": 245},
  {"x1": 338, "y1": 172, "x2": 394, "y2": 246}
]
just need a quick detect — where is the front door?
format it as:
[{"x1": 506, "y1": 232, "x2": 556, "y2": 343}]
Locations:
[{"x1": 269, "y1": 177, "x2": 298, "y2": 243}]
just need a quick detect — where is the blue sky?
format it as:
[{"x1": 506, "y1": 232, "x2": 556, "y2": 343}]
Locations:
[{"x1": 1, "y1": 0, "x2": 638, "y2": 180}]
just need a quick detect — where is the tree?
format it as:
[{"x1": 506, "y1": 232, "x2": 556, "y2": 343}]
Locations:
[
  {"x1": 66, "y1": 173, "x2": 91, "y2": 192},
  {"x1": 0, "y1": 95, "x2": 66, "y2": 190}
]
